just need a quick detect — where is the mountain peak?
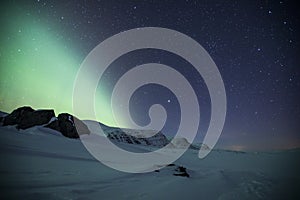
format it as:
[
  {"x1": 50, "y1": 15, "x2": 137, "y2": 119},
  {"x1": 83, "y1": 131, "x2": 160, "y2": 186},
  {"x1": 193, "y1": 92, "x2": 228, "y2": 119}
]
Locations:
[{"x1": 0, "y1": 106, "x2": 90, "y2": 138}]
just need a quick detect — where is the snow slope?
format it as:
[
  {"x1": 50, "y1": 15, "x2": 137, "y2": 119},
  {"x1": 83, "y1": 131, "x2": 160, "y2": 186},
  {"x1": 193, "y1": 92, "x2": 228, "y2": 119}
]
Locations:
[{"x1": 0, "y1": 126, "x2": 299, "y2": 200}]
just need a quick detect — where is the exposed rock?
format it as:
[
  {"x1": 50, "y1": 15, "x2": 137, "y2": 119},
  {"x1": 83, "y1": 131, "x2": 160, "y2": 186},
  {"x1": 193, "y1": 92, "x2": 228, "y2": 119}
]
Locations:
[
  {"x1": 154, "y1": 164, "x2": 190, "y2": 177},
  {"x1": 45, "y1": 113, "x2": 90, "y2": 138},
  {"x1": 107, "y1": 129, "x2": 169, "y2": 147},
  {"x1": 173, "y1": 166, "x2": 190, "y2": 178},
  {"x1": 45, "y1": 119, "x2": 60, "y2": 132},
  {"x1": 2, "y1": 106, "x2": 55, "y2": 129},
  {"x1": 2, "y1": 106, "x2": 34, "y2": 126},
  {"x1": 18, "y1": 110, "x2": 55, "y2": 129},
  {"x1": 0, "y1": 111, "x2": 7, "y2": 125}
]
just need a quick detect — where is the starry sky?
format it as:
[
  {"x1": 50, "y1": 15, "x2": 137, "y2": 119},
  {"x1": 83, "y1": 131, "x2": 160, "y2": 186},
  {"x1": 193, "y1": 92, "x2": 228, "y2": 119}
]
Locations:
[{"x1": 0, "y1": 0, "x2": 299, "y2": 151}]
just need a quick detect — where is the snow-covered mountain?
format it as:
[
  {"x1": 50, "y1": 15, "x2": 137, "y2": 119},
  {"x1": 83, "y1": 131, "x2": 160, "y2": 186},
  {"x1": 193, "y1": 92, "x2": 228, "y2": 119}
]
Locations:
[
  {"x1": 106, "y1": 128, "x2": 169, "y2": 147},
  {"x1": 0, "y1": 106, "x2": 200, "y2": 149},
  {"x1": 170, "y1": 137, "x2": 191, "y2": 148}
]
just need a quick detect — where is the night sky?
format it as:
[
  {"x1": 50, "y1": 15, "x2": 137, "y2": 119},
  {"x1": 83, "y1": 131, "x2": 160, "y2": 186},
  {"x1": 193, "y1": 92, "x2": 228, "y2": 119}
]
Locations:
[{"x1": 0, "y1": 0, "x2": 299, "y2": 151}]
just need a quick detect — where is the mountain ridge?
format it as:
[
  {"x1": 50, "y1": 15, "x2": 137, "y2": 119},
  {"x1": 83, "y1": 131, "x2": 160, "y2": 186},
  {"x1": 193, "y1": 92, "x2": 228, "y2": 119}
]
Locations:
[{"x1": 0, "y1": 106, "x2": 208, "y2": 150}]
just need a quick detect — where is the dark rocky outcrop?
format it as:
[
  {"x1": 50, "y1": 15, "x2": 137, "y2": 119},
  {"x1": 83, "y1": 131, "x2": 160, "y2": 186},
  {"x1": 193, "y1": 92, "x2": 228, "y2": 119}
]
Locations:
[
  {"x1": 2, "y1": 106, "x2": 55, "y2": 129},
  {"x1": 173, "y1": 166, "x2": 190, "y2": 178},
  {"x1": 0, "y1": 117, "x2": 4, "y2": 125},
  {"x1": 3, "y1": 106, "x2": 34, "y2": 126},
  {"x1": 107, "y1": 130, "x2": 169, "y2": 147},
  {"x1": 1, "y1": 106, "x2": 89, "y2": 139},
  {"x1": 167, "y1": 163, "x2": 175, "y2": 167},
  {"x1": 153, "y1": 164, "x2": 190, "y2": 177},
  {"x1": 18, "y1": 109, "x2": 55, "y2": 129},
  {"x1": 45, "y1": 113, "x2": 90, "y2": 138}
]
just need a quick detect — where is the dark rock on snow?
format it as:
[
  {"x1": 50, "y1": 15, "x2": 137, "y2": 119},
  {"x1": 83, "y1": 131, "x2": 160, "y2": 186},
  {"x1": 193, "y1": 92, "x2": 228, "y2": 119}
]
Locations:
[
  {"x1": 154, "y1": 164, "x2": 190, "y2": 177},
  {"x1": 167, "y1": 163, "x2": 175, "y2": 167},
  {"x1": 107, "y1": 130, "x2": 169, "y2": 147},
  {"x1": 2, "y1": 106, "x2": 34, "y2": 126},
  {"x1": 1, "y1": 106, "x2": 89, "y2": 139},
  {"x1": 2, "y1": 106, "x2": 55, "y2": 129},
  {"x1": 19, "y1": 110, "x2": 55, "y2": 129},
  {"x1": 45, "y1": 113, "x2": 90, "y2": 138},
  {"x1": 173, "y1": 166, "x2": 190, "y2": 178}
]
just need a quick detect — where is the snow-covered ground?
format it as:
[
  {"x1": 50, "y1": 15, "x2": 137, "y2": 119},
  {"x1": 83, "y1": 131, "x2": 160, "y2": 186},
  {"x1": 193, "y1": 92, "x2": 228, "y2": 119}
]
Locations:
[{"x1": 0, "y1": 126, "x2": 299, "y2": 200}]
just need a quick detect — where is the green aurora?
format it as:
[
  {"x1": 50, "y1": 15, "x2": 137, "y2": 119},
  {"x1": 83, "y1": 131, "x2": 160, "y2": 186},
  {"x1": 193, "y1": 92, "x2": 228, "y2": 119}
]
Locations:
[{"x1": 0, "y1": 7, "x2": 117, "y2": 126}]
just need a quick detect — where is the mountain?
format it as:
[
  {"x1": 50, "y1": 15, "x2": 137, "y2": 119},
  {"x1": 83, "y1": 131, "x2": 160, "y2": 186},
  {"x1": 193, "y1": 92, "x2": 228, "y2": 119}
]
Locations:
[
  {"x1": 0, "y1": 106, "x2": 90, "y2": 138},
  {"x1": 45, "y1": 113, "x2": 90, "y2": 138},
  {"x1": 0, "y1": 106, "x2": 197, "y2": 149},
  {"x1": 1, "y1": 106, "x2": 55, "y2": 129},
  {"x1": 106, "y1": 128, "x2": 169, "y2": 147}
]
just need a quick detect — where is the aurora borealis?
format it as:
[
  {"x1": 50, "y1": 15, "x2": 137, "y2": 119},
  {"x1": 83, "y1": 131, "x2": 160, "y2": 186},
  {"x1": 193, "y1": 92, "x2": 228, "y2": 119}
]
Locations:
[
  {"x1": 0, "y1": 0, "x2": 299, "y2": 150},
  {"x1": 0, "y1": 15, "x2": 77, "y2": 113},
  {"x1": 0, "y1": 2, "x2": 115, "y2": 126}
]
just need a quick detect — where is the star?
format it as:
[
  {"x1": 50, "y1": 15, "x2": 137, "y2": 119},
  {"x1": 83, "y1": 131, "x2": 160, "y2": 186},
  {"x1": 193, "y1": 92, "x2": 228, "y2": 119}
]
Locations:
[{"x1": 0, "y1": 0, "x2": 299, "y2": 152}]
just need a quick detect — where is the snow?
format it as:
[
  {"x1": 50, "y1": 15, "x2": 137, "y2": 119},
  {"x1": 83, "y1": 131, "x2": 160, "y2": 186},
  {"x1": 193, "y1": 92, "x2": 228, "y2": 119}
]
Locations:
[
  {"x1": 0, "y1": 126, "x2": 299, "y2": 199},
  {"x1": 170, "y1": 137, "x2": 191, "y2": 148},
  {"x1": 47, "y1": 117, "x2": 58, "y2": 124}
]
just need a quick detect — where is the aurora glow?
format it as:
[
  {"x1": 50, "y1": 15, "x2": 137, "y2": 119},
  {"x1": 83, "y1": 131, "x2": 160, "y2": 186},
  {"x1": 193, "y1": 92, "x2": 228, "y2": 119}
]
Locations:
[
  {"x1": 0, "y1": 5, "x2": 116, "y2": 126},
  {"x1": 1, "y1": 1, "x2": 299, "y2": 150}
]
